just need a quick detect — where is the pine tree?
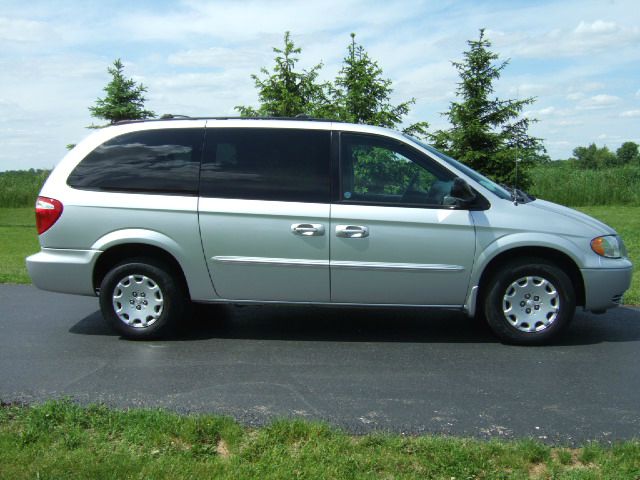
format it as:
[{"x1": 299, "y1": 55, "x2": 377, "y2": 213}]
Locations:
[
  {"x1": 333, "y1": 33, "x2": 428, "y2": 137},
  {"x1": 429, "y1": 30, "x2": 544, "y2": 188},
  {"x1": 89, "y1": 59, "x2": 155, "y2": 126},
  {"x1": 235, "y1": 32, "x2": 331, "y2": 117}
]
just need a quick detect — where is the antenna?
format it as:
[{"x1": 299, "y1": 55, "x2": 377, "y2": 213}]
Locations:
[{"x1": 513, "y1": 87, "x2": 520, "y2": 206}]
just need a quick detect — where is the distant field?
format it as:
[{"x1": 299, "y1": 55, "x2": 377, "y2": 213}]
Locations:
[
  {"x1": 0, "y1": 208, "x2": 39, "y2": 284},
  {"x1": 1, "y1": 206, "x2": 637, "y2": 304},
  {"x1": 530, "y1": 164, "x2": 640, "y2": 206},
  {"x1": 0, "y1": 169, "x2": 50, "y2": 208}
]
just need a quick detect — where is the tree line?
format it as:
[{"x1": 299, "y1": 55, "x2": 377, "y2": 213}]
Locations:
[
  {"x1": 86, "y1": 30, "x2": 633, "y2": 190},
  {"x1": 569, "y1": 142, "x2": 639, "y2": 169}
]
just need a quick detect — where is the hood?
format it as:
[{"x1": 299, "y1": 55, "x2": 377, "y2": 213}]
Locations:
[{"x1": 529, "y1": 200, "x2": 615, "y2": 236}]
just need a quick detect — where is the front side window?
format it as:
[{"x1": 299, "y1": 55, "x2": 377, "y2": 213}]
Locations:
[
  {"x1": 200, "y1": 128, "x2": 330, "y2": 203},
  {"x1": 67, "y1": 128, "x2": 204, "y2": 195},
  {"x1": 340, "y1": 133, "x2": 456, "y2": 207},
  {"x1": 403, "y1": 134, "x2": 513, "y2": 200}
]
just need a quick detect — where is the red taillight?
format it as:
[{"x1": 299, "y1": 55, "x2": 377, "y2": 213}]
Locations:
[{"x1": 35, "y1": 196, "x2": 63, "y2": 235}]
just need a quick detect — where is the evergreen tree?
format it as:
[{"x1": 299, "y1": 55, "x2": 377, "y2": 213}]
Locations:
[
  {"x1": 429, "y1": 29, "x2": 544, "y2": 188},
  {"x1": 235, "y1": 32, "x2": 331, "y2": 117},
  {"x1": 333, "y1": 33, "x2": 428, "y2": 137},
  {"x1": 89, "y1": 59, "x2": 154, "y2": 126}
]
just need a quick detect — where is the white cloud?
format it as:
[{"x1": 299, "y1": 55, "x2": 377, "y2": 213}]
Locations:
[
  {"x1": 577, "y1": 94, "x2": 621, "y2": 109},
  {"x1": 168, "y1": 47, "x2": 269, "y2": 69},
  {"x1": 566, "y1": 92, "x2": 584, "y2": 101},
  {"x1": 0, "y1": 16, "x2": 56, "y2": 43},
  {"x1": 554, "y1": 119, "x2": 583, "y2": 127},
  {"x1": 118, "y1": 0, "x2": 415, "y2": 43},
  {"x1": 621, "y1": 110, "x2": 640, "y2": 118},
  {"x1": 538, "y1": 107, "x2": 556, "y2": 116},
  {"x1": 493, "y1": 20, "x2": 640, "y2": 58},
  {"x1": 574, "y1": 20, "x2": 618, "y2": 35}
]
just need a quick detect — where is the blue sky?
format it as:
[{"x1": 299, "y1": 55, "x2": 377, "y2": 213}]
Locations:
[{"x1": 1, "y1": 0, "x2": 638, "y2": 171}]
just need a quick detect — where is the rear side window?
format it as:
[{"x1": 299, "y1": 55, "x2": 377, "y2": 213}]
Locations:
[
  {"x1": 200, "y1": 128, "x2": 330, "y2": 203},
  {"x1": 67, "y1": 128, "x2": 204, "y2": 195}
]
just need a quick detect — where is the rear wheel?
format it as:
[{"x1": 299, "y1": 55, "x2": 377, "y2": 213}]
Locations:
[
  {"x1": 483, "y1": 258, "x2": 575, "y2": 345},
  {"x1": 99, "y1": 258, "x2": 188, "y2": 339}
]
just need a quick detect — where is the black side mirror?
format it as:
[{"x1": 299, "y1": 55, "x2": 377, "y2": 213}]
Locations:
[{"x1": 450, "y1": 177, "x2": 477, "y2": 205}]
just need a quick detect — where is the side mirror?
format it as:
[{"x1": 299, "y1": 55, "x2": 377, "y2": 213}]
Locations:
[{"x1": 450, "y1": 177, "x2": 477, "y2": 205}]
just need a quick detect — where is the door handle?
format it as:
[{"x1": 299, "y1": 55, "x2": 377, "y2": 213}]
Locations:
[
  {"x1": 336, "y1": 225, "x2": 369, "y2": 238},
  {"x1": 291, "y1": 223, "x2": 325, "y2": 236}
]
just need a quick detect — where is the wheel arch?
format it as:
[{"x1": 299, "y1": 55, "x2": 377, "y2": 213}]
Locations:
[
  {"x1": 93, "y1": 243, "x2": 191, "y2": 299},
  {"x1": 475, "y1": 246, "x2": 585, "y2": 314}
]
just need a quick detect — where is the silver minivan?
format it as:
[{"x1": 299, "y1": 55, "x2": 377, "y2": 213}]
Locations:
[{"x1": 27, "y1": 118, "x2": 632, "y2": 344}]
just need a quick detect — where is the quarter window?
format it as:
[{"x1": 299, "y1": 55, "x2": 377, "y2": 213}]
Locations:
[
  {"x1": 340, "y1": 133, "x2": 455, "y2": 207},
  {"x1": 200, "y1": 128, "x2": 330, "y2": 203},
  {"x1": 67, "y1": 128, "x2": 204, "y2": 195}
]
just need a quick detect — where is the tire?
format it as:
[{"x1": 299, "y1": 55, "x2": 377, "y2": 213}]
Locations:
[
  {"x1": 99, "y1": 257, "x2": 188, "y2": 339},
  {"x1": 483, "y1": 257, "x2": 576, "y2": 345}
]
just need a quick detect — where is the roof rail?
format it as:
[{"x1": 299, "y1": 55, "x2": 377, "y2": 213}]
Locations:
[{"x1": 114, "y1": 115, "x2": 344, "y2": 125}]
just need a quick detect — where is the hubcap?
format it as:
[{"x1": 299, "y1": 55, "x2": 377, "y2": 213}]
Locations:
[
  {"x1": 112, "y1": 274, "x2": 163, "y2": 328},
  {"x1": 502, "y1": 276, "x2": 560, "y2": 333}
]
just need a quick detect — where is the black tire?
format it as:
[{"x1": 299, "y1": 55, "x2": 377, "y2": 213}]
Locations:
[
  {"x1": 99, "y1": 257, "x2": 189, "y2": 339},
  {"x1": 483, "y1": 257, "x2": 576, "y2": 345}
]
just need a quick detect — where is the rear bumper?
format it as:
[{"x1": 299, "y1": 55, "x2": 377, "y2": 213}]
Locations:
[
  {"x1": 582, "y1": 265, "x2": 633, "y2": 311},
  {"x1": 26, "y1": 248, "x2": 101, "y2": 296}
]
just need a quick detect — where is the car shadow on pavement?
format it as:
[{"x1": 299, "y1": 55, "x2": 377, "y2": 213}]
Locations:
[
  {"x1": 69, "y1": 304, "x2": 640, "y2": 345},
  {"x1": 69, "y1": 311, "x2": 120, "y2": 336}
]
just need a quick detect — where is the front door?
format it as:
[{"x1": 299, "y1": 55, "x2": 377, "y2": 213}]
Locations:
[{"x1": 330, "y1": 133, "x2": 476, "y2": 306}]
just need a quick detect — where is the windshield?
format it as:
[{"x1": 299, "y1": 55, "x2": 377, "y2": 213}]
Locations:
[{"x1": 403, "y1": 134, "x2": 513, "y2": 200}]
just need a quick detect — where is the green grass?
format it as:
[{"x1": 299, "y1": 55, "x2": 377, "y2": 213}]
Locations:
[
  {"x1": 0, "y1": 208, "x2": 39, "y2": 284},
  {"x1": 0, "y1": 400, "x2": 638, "y2": 479},
  {"x1": 529, "y1": 164, "x2": 640, "y2": 206},
  {"x1": 0, "y1": 169, "x2": 50, "y2": 208},
  {"x1": 0, "y1": 206, "x2": 638, "y2": 303}
]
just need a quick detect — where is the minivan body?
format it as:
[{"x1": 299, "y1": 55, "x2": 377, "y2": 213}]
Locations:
[{"x1": 27, "y1": 118, "x2": 633, "y2": 344}]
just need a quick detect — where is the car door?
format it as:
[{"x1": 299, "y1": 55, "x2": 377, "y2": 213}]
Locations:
[
  {"x1": 330, "y1": 132, "x2": 477, "y2": 306},
  {"x1": 198, "y1": 125, "x2": 331, "y2": 301}
]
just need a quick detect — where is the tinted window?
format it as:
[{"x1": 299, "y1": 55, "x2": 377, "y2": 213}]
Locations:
[
  {"x1": 200, "y1": 128, "x2": 330, "y2": 203},
  {"x1": 67, "y1": 128, "x2": 204, "y2": 195},
  {"x1": 341, "y1": 133, "x2": 455, "y2": 207}
]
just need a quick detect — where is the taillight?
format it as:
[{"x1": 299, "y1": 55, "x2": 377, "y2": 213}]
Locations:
[{"x1": 35, "y1": 196, "x2": 63, "y2": 235}]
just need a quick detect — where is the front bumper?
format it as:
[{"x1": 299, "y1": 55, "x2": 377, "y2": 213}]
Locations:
[
  {"x1": 582, "y1": 264, "x2": 633, "y2": 311},
  {"x1": 26, "y1": 248, "x2": 101, "y2": 296}
]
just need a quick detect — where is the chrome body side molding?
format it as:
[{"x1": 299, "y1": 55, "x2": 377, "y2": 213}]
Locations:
[{"x1": 213, "y1": 256, "x2": 464, "y2": 272}]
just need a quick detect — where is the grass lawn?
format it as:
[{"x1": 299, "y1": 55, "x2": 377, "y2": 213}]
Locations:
[
  {"x1": 0, "y1": 208, "x2": 39, "y2": 284},
  {"x1": 0, "y1": 206, "x2": 638, "y2": 303},
  {"x1": 1, "y1": 401, "x2": 638, "y2": 479}
]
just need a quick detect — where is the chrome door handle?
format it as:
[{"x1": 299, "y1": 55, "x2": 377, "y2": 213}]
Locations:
[
  {"x1": 291, "y1": 223, "x2": 325, "y2": 236},
  {"x1": 336, "y1": 225, "x2": 369, "y2": 238}
]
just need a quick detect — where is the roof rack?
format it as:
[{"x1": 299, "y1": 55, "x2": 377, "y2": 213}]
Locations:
[{"x1": 114, "y1": 115, "x2": 343, "y2": 125}]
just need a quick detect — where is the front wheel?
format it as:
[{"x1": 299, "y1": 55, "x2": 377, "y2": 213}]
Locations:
[
  {"x1": 483, "y1": 258, "x2": 576, "y2": 345},
  {"x1": 99, "y1": 258, "x2": 188, "y2": 339}
]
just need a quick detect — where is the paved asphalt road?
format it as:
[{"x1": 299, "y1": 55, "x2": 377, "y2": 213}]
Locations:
[{"x1": 1, "y1": 284, "x2": 639, "y2": 444}]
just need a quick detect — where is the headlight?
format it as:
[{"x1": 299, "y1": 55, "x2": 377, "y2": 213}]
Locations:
[{"x1": 590, "y1": 235, "x2": 623, "y2": 258}]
